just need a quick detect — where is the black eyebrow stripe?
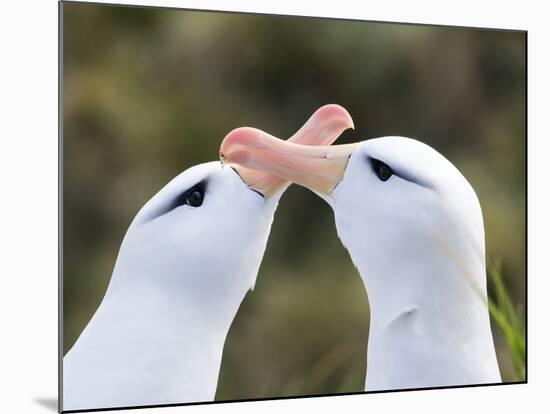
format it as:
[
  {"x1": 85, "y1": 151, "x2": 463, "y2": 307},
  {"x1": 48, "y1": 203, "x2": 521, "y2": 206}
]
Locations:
[
  {"x1": 171, "y1": 179, "x2": 208, "y2": 209},
  {"x1": 368, "y1": 156, "x2": 432, "y2": 189},
  {"x1": 145, "y1": 179, "x2": 208, "y2": 223}
]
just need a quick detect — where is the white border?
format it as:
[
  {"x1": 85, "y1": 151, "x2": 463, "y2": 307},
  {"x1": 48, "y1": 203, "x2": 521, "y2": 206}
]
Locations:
[{"x1": 1, "y1": 1, "x2": 547, "y2": 413}]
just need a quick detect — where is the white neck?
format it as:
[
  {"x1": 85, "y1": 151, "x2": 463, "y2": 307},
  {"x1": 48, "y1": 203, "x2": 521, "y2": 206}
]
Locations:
[
  {"x1": 63, "y1": 269, "x2": 246, "y2": 411},
  {"x1": 354, "y1": 247, "x2": 501, "y2": 391}
]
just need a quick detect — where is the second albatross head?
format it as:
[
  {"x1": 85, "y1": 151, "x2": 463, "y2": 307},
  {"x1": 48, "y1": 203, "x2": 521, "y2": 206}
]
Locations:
[{"x1": 220, "y1": 129, "x2": 501, "y2": 390}]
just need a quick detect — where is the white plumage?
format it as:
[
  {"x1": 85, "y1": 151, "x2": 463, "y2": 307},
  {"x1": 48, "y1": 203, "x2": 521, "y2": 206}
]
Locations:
[
  {"x1": 63, "y1": 162, "x2": 278, "y2": 410},
  {"x1": 329, "y1": 137, "x2": 501, "y2": 390}
]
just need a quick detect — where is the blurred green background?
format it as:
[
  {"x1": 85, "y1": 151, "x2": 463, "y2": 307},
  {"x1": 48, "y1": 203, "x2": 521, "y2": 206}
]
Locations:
[{"x1": 62, "y1": 2, "x2": 526, "y2": 399}]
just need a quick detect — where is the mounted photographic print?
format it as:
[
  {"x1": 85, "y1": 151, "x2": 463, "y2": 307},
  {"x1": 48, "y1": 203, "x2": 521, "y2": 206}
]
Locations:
[{"x1": 60, "y1": 1, "x2": 527, "y2": 412}]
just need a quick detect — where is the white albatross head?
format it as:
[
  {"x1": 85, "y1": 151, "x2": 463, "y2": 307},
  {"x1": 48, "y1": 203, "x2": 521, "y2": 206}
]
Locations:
[
  {"x1": 220, "y1": 132, "x2": 501, "y2": 390},
  {"x1": 115, "y1": 162, "x2": 276, "y2": 311}
]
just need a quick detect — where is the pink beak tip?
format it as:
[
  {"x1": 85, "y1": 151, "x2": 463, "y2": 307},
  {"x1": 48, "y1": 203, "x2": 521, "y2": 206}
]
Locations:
[
  {"x1": 220, "y1": 127, "x2": 263, "y2": 157},
  {"x1": 315, "y1": 104, "x2": 355, "y2": 130}
]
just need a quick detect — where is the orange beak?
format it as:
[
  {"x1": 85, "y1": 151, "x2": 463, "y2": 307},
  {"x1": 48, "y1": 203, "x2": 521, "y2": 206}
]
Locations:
[{"x1": 220, "y1": 104, "x2": 354, "y2": 197}]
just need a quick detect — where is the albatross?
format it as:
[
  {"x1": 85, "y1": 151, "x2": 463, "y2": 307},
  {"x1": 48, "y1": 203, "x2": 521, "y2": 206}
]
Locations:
[
  {"x1": 62, "y1": 104, "x2": 354, "y2": 411},
  {"x1": 220, "y1": 129, "x2": 502, "y2": 391}
]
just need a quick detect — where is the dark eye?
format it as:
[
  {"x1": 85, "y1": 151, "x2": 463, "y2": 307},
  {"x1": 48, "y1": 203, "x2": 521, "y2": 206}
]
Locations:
[
  {"x1": 372, "y1": 159, "x2": 393, "y2": 182},
  {"x1": 186, "y1": 189, "x2": 203, "y2": 207}
]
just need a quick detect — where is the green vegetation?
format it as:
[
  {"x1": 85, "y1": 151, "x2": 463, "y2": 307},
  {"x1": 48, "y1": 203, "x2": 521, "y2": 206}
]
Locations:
[{"x1": 487, "y1": 259, "x2": 526, "y2": 381}]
